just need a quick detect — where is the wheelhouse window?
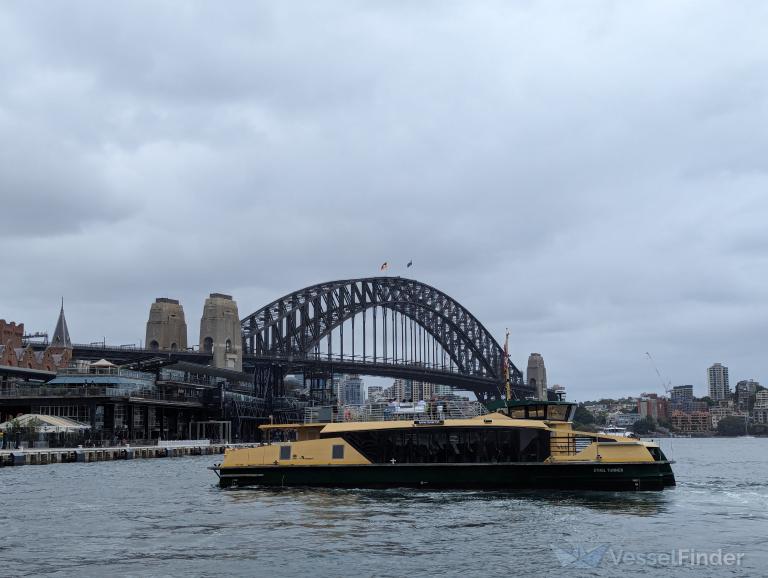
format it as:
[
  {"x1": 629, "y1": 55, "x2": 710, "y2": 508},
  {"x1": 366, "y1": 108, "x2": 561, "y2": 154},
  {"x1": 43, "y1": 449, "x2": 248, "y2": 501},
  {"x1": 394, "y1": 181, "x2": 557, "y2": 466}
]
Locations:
[
  {"x1": 546, "y1": 405, "x2": 569, "y2": 421},
  {"x1": 332, "y1": 445, "x2": 344, "y2": 459},
  {"x1": 526, "y1": 405, "x2": 546, "y2": 419},
  {"x1": 508, "y1": 407, "x2": 526, "y2": 419},
  {"x1": 279, "y1": 445, "x2": 291, "y2": 460}
]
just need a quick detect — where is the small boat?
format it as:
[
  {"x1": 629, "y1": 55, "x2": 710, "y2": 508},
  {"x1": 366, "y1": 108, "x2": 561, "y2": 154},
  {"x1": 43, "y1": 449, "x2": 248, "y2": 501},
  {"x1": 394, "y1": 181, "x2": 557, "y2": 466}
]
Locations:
[{"x1": 210, "y1": 400, "x2": 675, "y2": 491}]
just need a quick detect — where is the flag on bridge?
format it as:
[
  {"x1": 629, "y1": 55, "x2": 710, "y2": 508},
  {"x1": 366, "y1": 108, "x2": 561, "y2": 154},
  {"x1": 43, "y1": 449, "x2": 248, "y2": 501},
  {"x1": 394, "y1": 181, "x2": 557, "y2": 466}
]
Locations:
[
  {"x1": 380, "y1": 262, "x2": 389, "y2": 271},
  {"x1": 407, "y1": 260, "x2": 413, "y2": 268}
]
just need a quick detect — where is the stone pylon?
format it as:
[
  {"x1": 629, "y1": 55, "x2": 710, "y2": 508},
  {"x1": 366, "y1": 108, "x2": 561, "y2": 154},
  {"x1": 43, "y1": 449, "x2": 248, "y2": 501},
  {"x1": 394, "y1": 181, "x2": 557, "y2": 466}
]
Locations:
[
  {"x1": 199, "y1": 293, "x2": 242, "y2": 371},
  {"x1": 145, "y1": 298, "x2": 188, "y2": 351},
  {"x1": 527, "y1": 353, "x2": 547, "y2": 401}
]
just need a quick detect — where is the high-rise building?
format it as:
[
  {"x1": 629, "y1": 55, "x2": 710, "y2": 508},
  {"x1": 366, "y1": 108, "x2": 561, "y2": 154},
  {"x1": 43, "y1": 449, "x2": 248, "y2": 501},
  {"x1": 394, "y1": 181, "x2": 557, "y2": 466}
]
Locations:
[
  {"x1": 145, "y1": 298, "x2": 188, "y2": 351},
  {"x1": 433, "y1": 384, "x2": 454, "y2": 398},
  {"x1": 387, "y1": 378, "x2": 433, "y2": 402},
  {"x1": 638, "y1": 393, "x2": 669, "y2": 421},
  {"x1": 330, "y1": 373, "x2": 344, "y2": 403},
  {"x1": 199, "y1": 293, "x2": 242, "y2": 371},
  {"x1": 707, "y1": 363, "x2": 730, "y2": 401},
  {"x1": 341, "y1": 375, "x2": 364, "y2": 405},
  {"x1": 527, "y1": 353, "x2": 547, "y2": 401},
  {"x1": 735, "y1": 379, "x2": 759, "y2": 410},
  {"x1": 390, "y1": 379, "x2": 406, "y2": 401},
  {"x1": 671, "y1": 385, "x2": 694, "y2": 405},
  {"x1": 367, "y1": 385, "x2": 384, "y2": 402}
]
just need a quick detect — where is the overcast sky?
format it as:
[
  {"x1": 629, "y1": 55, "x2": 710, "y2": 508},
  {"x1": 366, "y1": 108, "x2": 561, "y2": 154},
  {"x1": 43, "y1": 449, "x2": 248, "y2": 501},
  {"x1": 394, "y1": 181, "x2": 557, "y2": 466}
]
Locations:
[{"x1": 2, "y1": 2, "x2": 767, "y2": 400}]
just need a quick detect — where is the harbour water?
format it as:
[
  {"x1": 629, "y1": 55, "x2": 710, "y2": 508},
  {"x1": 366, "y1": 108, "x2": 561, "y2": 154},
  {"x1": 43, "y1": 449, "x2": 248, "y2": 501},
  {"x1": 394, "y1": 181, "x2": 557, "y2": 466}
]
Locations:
[{"x1": 2, "y1": 438, "x2": 766, "y2": 577}]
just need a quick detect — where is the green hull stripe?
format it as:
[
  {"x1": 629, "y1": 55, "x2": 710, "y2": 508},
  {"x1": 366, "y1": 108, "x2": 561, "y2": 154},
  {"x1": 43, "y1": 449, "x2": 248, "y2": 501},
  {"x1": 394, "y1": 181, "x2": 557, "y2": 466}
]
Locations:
[{"x1": 218, "y1": 462, "x2": 676, "y2": 491}]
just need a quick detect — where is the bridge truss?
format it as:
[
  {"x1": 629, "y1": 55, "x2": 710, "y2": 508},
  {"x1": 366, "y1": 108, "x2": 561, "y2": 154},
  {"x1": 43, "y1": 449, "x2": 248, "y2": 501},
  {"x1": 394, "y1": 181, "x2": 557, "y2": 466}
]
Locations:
[{"x1": 241, "y1": 277, "x2": 529, "y2": 400}]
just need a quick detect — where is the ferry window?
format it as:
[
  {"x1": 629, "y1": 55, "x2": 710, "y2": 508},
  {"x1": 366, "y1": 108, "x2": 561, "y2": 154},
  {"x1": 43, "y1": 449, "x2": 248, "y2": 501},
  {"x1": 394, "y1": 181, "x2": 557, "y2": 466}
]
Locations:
[
  {"x1": 279, "y1": 445, "x2": 291, "y2": 460},
  {"x1": 336, "y1": 427, "x2": 549, "y2": 464},
  {"x1": 519, "y1": 430, "x2": 542, "y2": 461},
  {"x1": 332, "y1": 445, "x2": 344, "y2": 459},
  {"x1": 547, "y1": 405, "x2": 568, "y2": 421},
  {"x1": 508, "y1": 407, "x2": 526, "y2": 419},
  {"x1": 526, "y1": 405, "x2": 545, "y2": 419}
]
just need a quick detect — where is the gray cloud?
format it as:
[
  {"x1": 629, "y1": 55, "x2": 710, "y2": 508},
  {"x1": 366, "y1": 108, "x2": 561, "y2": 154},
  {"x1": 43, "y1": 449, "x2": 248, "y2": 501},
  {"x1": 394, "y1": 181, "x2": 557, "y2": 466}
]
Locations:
[{"x1": 1, "y1": 1, "x2": 767, "y2": 400}]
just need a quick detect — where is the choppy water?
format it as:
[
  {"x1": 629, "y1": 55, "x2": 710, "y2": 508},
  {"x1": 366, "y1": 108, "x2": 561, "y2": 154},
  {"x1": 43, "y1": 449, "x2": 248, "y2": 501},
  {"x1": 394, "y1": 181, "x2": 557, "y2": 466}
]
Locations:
[{"x1": 1, "y1": 438, "x2": 767, "y2": 577}]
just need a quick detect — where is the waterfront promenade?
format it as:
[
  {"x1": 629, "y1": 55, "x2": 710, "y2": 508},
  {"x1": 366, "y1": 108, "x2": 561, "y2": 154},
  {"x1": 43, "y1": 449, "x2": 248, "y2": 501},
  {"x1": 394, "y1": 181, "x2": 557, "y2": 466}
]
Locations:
[{"x1": 0, "y1": 440, "x2": 258, "y2": 467}]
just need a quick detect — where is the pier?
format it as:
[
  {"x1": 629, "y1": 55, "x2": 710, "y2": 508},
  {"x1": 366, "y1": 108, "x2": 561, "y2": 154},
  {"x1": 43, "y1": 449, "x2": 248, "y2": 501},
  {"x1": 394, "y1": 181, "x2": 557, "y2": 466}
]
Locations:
[{"x1": 0, "y1": 440, "x2": 257, "y2": 467}]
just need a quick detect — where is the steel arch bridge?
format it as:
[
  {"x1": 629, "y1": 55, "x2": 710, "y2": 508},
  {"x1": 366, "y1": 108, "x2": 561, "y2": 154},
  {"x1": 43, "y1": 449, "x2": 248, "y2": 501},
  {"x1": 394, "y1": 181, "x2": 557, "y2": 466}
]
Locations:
[{"x1": 241, "y1": 277, "x2": 529, "y2": 400}]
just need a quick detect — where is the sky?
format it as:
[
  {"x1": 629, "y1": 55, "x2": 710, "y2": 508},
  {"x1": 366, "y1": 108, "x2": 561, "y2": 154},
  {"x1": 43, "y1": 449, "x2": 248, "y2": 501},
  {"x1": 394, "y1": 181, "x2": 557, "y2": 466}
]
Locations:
[{"x1": 1, "y1": 2, "x2": 767, "y2": 401}]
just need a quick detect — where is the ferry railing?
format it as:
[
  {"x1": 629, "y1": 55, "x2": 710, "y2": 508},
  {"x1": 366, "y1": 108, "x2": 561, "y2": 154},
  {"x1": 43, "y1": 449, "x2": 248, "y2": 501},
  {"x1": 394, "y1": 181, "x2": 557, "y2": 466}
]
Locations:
[
  {"x1": 0, "y1": 385, "x2": 204, "y2": 405},
  {"x1": 549, "y1": 434, "x2": 599, "y2": 456},
  {"x1": 57, "y1": 366, "x2": 155, "y2": 381}
]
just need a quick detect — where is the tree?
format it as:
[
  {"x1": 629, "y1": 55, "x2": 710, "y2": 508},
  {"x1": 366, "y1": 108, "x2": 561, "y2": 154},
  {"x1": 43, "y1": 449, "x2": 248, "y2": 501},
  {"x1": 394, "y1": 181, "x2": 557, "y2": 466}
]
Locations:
[
  {"x1": 572, "y1": 405, "x2": 598, "y2": 432},
  {"x1": 698, "y1": 396, "x2": 716, "y2": 407},
  {"x1": 748, "y1": 423, "x2": 768, "y2": 436},
  {"x1": 594, "y1": 413, "x2": 607, "y2": 426},
  {"x1": 574, "y1": 405, "x2": 595, "y2": 425},
  {"x1": 657, "y1": 417, "x2": 672, "y2": 430},
  {"x1": 717, "y1": 416, "x2": 748, "y2": 437},
  {"x1": 631, "y1": 416, "x2": 657, "y2": 435}
]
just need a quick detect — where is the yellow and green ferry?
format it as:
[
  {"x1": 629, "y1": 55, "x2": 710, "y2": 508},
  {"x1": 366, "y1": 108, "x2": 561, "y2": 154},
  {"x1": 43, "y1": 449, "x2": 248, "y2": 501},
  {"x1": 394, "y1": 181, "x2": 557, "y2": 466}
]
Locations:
[{"x1": 211, "y1": 401, "x2": 675, "y2": 491}]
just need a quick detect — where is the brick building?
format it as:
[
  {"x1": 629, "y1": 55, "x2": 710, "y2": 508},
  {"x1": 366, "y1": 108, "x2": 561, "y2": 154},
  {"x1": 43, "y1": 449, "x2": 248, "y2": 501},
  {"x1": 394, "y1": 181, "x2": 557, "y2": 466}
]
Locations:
[
  {"x1": 670, "y1": 410, "x2": 711, "y2": 433},
  {"x1": 0, "y1": 305, "x2": 73, "y2": 372}
]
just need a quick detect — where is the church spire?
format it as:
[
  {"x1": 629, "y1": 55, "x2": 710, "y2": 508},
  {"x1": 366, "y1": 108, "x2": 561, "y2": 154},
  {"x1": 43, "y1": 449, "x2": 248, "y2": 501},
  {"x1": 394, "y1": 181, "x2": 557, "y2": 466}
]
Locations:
[{"x1": 51, "y1": 298, "x2": 72, "y2": 349}]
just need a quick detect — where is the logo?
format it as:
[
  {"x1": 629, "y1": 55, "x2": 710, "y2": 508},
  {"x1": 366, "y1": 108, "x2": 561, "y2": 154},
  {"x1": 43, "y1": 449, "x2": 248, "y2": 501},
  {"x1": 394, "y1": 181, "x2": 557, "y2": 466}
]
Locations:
[
  {"x1": 550, "y1": 544, "x2": 746, "y2": 568},
  {"x1": 551, "y1": 543, "x2": 609, "y2": 568}
]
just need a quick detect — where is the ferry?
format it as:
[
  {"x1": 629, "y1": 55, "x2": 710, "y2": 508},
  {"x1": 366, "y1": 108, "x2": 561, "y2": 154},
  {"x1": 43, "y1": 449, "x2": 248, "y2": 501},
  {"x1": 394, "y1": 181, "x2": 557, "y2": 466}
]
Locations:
[
  {"x1": 597, "y1": 426, "x2": 638, "y2": 438},
  {"x1": 210, "y1": 400, "x2": 676, "y2": 491}
]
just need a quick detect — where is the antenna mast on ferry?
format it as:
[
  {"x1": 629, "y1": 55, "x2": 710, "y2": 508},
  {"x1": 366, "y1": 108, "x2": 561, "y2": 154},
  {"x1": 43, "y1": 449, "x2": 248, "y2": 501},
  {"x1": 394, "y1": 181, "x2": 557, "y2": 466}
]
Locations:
[{"x1": 503, "y1": 330, "x2": 511, "y2": 400}]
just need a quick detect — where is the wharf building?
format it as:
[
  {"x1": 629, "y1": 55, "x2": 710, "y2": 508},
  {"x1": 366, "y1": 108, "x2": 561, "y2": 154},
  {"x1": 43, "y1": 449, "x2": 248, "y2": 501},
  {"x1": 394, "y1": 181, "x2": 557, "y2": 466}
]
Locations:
[
  {"x1": 707, "y1": 363, "x2": 730, "y2": 401},
  {"x1": 0, "y1": 305, "x2": 72, "y2": 375},
  {"x1": 1, "y1": 360, "x2": 258, "y2": 444},
  {"x1": 1, "y1": 294, "x2": 264, "y2": 445}
]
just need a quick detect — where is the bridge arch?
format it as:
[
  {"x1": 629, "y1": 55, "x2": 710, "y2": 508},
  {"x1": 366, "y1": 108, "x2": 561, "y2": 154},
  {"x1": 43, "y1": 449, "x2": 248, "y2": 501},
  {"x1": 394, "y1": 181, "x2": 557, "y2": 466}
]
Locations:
[{"x1": 241, "y1": 277, "x2": 524, "y2": 394}]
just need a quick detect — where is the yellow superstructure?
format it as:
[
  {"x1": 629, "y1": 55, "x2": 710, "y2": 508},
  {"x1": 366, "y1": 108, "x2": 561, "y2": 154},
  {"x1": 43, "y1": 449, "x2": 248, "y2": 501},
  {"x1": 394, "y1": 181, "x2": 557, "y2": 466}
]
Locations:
[{"x1": 221, "y1": 412, "x2": 660, "y2": 469}]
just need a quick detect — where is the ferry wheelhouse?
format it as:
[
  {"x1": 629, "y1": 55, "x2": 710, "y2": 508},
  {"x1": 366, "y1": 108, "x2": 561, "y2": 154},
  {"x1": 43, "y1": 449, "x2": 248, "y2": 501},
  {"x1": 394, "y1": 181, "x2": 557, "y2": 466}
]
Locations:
[{"x1": 211, "y1": 401, "x2": 675, "y2": 491}]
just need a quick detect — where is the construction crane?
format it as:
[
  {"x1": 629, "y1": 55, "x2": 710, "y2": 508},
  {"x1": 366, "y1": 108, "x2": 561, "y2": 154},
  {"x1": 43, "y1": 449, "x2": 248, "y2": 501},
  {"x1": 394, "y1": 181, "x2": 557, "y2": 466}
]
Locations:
[{"x1": 645, "y1": 352, "x2": 672, "y2": 394}]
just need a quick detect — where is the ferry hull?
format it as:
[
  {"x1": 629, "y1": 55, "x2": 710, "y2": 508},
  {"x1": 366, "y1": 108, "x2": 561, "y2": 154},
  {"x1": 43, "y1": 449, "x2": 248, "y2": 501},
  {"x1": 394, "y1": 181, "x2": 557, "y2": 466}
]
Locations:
[{"x1": 217, "y1": 461, "x2": 676, "y2": 492}]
